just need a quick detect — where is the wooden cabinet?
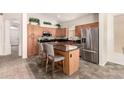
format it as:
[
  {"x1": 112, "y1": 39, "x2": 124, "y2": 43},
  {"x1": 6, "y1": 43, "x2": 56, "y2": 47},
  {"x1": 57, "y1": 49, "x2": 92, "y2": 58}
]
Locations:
[
  {"x1": 27, "y1": 24, "x2": 67, "y2": 57},
  {"x1": 61, "y1": 28, "x2": 66, "y2": 36},
  {"x1": 55, "y1": 29, "x2": 59, "y2": 37},
  {"x1": 42, "y1": 27, "x2": 57, "y2": 36},
  {"x1": 75, "y1": 26, "x2": 81, "y2": 36},
  {"x1": 75, "y1": 22, "x2": 99, "y2": 37},
  {"x1": 68, "y1": 49, "x2": 79, "y2": 75},
  {"x1": 56, "y1": 28, "x2": 66, "y2": 37},
  {"x1": 27, "y1": 25, "x2": 34, "y2": 57},
  {"x1": 27, "y1": 24, "x2": 43, "y2": 57},
  {"x1": 55, "y1": 49, "x2": 79, "y2": 75}
]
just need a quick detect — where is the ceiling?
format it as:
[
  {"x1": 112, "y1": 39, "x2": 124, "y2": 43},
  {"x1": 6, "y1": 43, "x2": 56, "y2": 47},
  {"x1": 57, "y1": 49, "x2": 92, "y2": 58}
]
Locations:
[
  {"x1": 38, "y1": 13, "x2": 92, "y2": 23},
  {"x1": 3, "y1": 13, "x2": 97, "y2": 24}
]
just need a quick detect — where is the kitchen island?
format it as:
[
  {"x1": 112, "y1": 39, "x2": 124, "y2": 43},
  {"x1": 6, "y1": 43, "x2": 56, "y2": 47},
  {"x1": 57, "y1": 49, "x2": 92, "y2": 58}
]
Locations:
[{"x1": 54, "y1": 44, "x2": 80, "y2": 76}]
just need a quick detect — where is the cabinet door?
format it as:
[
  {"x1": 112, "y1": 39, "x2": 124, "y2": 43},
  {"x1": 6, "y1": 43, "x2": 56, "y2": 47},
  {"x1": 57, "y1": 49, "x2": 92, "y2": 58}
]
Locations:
[
  {"x1": 27, "y1": 24, "x2": 34, "y2": 57},
  {"x1": 75, "y1": 26, "x2": 78, "y2": 36},
  {"x1": 68, "y1": 49, "x2": 80, "y2": 75},
  {"x1": 27, "y1": 25, "x2": 43, "y2": 57},
  {"x1": 56, "y1": 28, "x2": 66, "y2": 37},
  {"x1": 34, "y1": 26, "x2": 44, "y2": 55},
  {"x1": 52, "y1": 28, "x2": 57, "y2": 37},
  {"x1": 35, "y1": 26, "x2": 43, "y2": 38},
  {"x1": 64, "y1": 28, "x2": 66, "y2": 37},
  {"x1": 33, "y1": 26, "x2": 39, "y2": 55},
  {"x1": 49, "y1": 28, "x2": 56, "y2": 36},
  {"x1": 56, "y1": 29, "x2": 60, "y2": 37},
  {"x1": 61, "y1": 28, "x2": 66, "y2": 37},
  {"x1": 75, "y1": 26, "x2": 81, "y2": 37}
]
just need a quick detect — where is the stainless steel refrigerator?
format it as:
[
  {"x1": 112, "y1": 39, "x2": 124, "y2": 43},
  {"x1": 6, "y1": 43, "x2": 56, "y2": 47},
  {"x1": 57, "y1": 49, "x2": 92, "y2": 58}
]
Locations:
[{"x1": 80, "y1": 27, "x2": 99, "y2": 64}]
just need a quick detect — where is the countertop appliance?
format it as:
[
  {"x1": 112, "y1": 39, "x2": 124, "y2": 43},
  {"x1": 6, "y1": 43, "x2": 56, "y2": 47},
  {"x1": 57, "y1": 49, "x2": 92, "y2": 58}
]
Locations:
[{"x1": 39, "y1": 31, "x2": 54, "y2": 41}]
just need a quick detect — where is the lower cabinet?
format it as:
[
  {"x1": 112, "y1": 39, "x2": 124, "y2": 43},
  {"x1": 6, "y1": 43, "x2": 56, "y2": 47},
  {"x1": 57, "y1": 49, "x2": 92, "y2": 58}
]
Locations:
[{"x1": 68, "y1": 49, "x2": 79, "y2": 75}]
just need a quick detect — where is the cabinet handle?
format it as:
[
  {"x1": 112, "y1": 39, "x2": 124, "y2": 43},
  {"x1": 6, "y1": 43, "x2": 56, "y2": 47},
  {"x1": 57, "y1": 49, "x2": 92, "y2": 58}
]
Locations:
[{"x1": 70, "y1": 54, "x2": 72, "y2": 57}]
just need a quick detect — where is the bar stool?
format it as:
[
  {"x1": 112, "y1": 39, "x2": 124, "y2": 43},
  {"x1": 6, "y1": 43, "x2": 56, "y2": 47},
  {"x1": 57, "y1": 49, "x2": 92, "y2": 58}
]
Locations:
[{"x1": 45, "y1": 43, "x2": 65, "y2": 78}]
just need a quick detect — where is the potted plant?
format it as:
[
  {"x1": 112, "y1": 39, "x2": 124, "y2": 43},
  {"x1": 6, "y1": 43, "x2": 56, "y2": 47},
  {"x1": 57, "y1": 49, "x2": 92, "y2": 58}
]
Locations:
[
  {"x1": 43, "y1": 21, "x2": 52, "y2": 25},
  {"x1": 55, "y1": 24, "x2": 61, "y2": 28},
  {"x1": 29, "y1": 17, "x2": 40, "y2": 25}
]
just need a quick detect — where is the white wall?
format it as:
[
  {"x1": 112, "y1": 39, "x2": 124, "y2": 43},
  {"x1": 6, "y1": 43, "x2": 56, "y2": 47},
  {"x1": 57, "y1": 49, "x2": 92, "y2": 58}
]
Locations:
[
  {"x1": 114, "y1": 15, "x2": 124, "y2": 53},
  {"x1": 107, "y1": 14, "x2": 124, "y2": 65},
  {"x1": 0, "y1": 15, "x2": 4, "y2": 55},
  {"x1": 0, "y1": 15, "x2": 12, "y2": 55},
  {"x1": 19, "y1": 19, "x2": 22, "y2": 56},
  {"x1": 22, "y1": 13, "x2": 27, "y2": 59},
  {"x1": 99, "y1": 13, "x2": 124, "y2": 66},
  {"x1": 61, "y1": 13, "x2": 98, "y2": 30},
  {"x1": 4, "y1": 13, "x2": 22, "y2": 22},
  {"x1": 99, "y1": 13, "x2": 108, "y2": 66},
  {"x1": 4, "y1": 20, "x2": 11, "y2": 55}
]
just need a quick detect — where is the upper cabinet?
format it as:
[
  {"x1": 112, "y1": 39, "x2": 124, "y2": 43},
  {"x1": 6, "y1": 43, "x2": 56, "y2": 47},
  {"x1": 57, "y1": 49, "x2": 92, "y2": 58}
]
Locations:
[
  {"x1": 42, "y1": 27, "x2": 57, "y2": 36},
  {"x1": 75, "y1": 25, "x2": 82, "y2": 37},
  {"x1": 56, "y1": 28, "x2": 66, "y2": 37},
  {"x1": 75, "y1": 22, "x2": 99, "y2": 37}
]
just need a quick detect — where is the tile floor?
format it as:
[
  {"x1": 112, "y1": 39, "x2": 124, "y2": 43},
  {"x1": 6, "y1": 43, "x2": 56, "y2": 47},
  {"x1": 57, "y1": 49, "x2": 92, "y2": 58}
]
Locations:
[
  {"x1": 0, "y1": 55, "x2": 34, "y2": 79},
  {"x1": 0, "y1": 55, "x2": 124, "y2": 79},
  {"x1": 27, "y1": 56, "x2": 124, "y2": 79}
]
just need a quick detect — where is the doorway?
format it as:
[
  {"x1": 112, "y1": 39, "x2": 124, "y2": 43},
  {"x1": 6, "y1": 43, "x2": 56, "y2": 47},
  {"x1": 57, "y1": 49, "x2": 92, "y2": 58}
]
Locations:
[
  {"x1": 10, "y1": 23, "x2": 20, "y2": 56},
  {"x1": 4, "y1": 13, "x2": 22, "y2": 57},
  {"x1": 107, "y1": 13, "x2": 124, "y2": 65}
]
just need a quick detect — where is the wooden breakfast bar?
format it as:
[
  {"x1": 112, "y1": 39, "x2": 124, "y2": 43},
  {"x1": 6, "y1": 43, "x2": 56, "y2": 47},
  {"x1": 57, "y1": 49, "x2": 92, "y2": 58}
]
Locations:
[{"x1": 54, "y1": 44, "x2": 80, "y2": 76}]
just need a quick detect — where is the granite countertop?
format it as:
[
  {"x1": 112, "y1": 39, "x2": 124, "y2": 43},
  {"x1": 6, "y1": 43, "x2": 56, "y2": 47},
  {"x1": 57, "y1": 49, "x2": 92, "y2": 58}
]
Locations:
[{"x1": 54, "y1": 43, "x2": 78, "y2": 52}]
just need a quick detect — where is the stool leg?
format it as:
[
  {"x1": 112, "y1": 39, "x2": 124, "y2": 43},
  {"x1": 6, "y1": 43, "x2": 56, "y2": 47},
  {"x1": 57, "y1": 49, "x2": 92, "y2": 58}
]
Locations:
[
  {"x1": 52, "y1": 61, "x2": 54, "y2": 79},
  {"x1": 46, "y1": 57, "x2": 48, "y2": 73},
  {"x1": 62, "y1": 60, "x2": 64, "y2": 72}
]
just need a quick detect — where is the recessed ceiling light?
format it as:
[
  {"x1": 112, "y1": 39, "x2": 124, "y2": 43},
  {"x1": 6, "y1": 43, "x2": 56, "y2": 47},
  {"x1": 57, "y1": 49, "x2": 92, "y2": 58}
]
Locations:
[
  {"x1": 10, "y1": 26, "x2": 18, "y2": 30},
  {"x1": 57, "y1": 14, "x2": 60, "y2": 18}
]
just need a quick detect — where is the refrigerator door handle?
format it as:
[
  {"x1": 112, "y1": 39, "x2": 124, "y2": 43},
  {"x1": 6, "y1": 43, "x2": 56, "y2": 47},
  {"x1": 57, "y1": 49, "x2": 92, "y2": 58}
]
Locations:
[{"x1": 82, "y1": 49, "x2": 97, "y2": 53}]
